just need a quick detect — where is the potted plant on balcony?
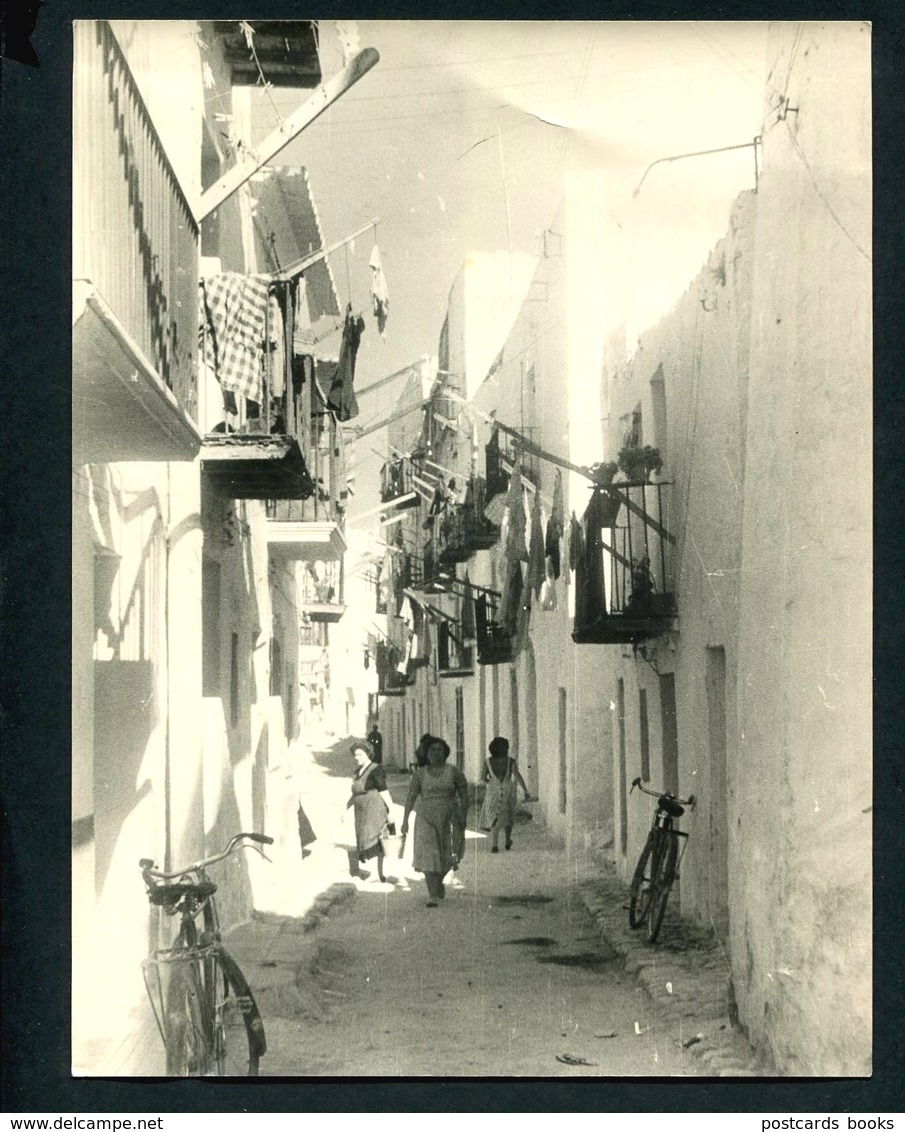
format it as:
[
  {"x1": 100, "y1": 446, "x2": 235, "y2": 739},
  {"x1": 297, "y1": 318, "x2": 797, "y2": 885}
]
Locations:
[
  {"x1": 617, "y1": 443, "x2": 663, "y2": 482},
  {"x1": 589, "y1": 460, "x2": 619, "y2": 488}
]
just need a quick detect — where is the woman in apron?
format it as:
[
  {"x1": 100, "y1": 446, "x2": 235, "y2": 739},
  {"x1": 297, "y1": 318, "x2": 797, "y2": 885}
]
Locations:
[{"x1": 348, "y1": 739, "x2": 395, "y2": 882}]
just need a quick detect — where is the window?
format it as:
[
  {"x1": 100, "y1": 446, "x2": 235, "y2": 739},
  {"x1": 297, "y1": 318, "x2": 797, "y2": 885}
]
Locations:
[
  {"x1": 230, "y1": 633, "x2": 239, "y2": 727},
  {"x1": 650, "y1": 365, "x2": 667, "y2": 468},
  {"x1": 270, "y1": 638, "x2": 283, "y2": 697},
  {"x1": 639, "y1": 689, "x2": 650, "y2": 782},
  {"x1": 202, "y1": 559, "x2": 221, "y2": 697},
  {"x1": 624, "y1": 402, "x2": 643, "y2": 447},
  {"x1": 659, "y1": 673, "x2": 679, "y2": 795},
  {"x1": 455, "y1": 688, "x2": 465, "y2": 770},
  {"x1": 509, "y1": 668, "x2": 520, "y2": 760},
  {"x1": 558, "y1": 687, "x2": 567, "y2": 814},
  {"x1": 617, "y1": 679, "x2": 627, "y2": 854}
]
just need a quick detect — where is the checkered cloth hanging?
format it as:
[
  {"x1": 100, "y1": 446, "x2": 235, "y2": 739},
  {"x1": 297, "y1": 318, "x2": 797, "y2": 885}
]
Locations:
[{"x1": 200, "y1": 272, "x2": 270, "y2": 404}]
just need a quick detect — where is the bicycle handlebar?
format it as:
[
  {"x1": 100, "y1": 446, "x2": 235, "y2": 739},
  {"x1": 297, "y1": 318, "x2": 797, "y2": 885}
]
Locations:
[
  {"x1": 139, "y1": 832, "x2": 274, "y2": 882},
  {"x1": 630, "y1": 776, "x2": 697, "y2": 809}
]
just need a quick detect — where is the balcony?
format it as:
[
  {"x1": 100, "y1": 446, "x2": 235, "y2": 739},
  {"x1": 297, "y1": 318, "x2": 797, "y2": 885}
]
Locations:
[
  {"x1": 299, "y1": 559, "x2": 345, "y2": 623},
  {"x1": 436, "y1": 476, "x2": 499, "y2": 563},
  {"x1": 484, "y1": 426, "x2": 540, "y2": 503},
  {"x1": 374, "y1": 642, "x2": 414, "y2": 697},
  {"x1": 73, "y1": 21, "x2": 201, "y2": 463},
  {"x1": 572, "y1": 482, "x2": 677, "y2": 645},
  {"x1": 437, "y1": 621, "x2": 475, "y2": 678},
  {"x1": 474, "y1": 591, "x2": 513, "y2": 666},
  {"x1": 266, "y1": 499, "x2": 346, "y2": 563},
  {"x1": 212, "y1": 22, "x2": 321, "y2": 88},
  {"x1": 200, "y1": 278, "x2": 316, "y2": 499}
]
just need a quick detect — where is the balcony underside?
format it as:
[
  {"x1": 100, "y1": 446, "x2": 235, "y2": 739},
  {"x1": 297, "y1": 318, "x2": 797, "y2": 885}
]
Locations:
[
  {"x1": 439, "y1": 667, "x2": 475, "y2": 679},
  {"x1": 572, "y1": 604, "x2": 676, "y2": 645},
  {"x1": 72, "y1": 284, "x2": 201, "y2": 464},
  {"x1": 201, "y1": 434, "x2": 315, "y2": 499},
  {"x1": 438, "y1": 544, "x2": 473, "y2": 566},
  {"x1": 304, "y1": 602, "x2": 346, "y2": 623},
  {"x1": 267, "y1": 519, "x2": 346, "y2": 562}
]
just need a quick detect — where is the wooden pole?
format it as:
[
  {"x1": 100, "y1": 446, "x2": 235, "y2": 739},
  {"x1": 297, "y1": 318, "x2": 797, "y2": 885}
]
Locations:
[{"x1": 196, "y1": 48, "x2": 380, "y2": 222}]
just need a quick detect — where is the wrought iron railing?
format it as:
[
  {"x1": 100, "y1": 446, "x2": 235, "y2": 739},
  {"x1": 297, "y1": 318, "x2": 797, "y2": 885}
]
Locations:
[
  {"x1": 572, "y1": 481, "x2": 677, "y2": 645},
  {"x1": 436, "y1": 476, "x2": 499, "y2": 562},
  {"x1": 474, "y1": 591, "x2": 513, "y2": 665}
]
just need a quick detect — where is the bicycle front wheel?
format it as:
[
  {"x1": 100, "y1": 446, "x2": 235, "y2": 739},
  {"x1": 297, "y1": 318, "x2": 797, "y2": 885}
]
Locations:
[
  {"x1": 628, "y1": 834, "x2": 656, "y2": 928},
  {"x1": 646, "y1": 832, "x2": 679, "y2": 943},
  {"x1": 206, "y1": 948, "x2": 264, "y2": 1076}
]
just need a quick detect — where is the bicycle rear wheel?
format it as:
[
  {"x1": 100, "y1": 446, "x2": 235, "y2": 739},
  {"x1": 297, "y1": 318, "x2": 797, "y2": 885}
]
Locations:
[
  {"x1": 646, "y1": 833, "x2": 678, "y2": 943},
  {"x1": 628, "y1": 834, "x2": 656, "y2": 928},
  {"x1": 207, "y1": 948, "x2": 264, "y2": 1076}
]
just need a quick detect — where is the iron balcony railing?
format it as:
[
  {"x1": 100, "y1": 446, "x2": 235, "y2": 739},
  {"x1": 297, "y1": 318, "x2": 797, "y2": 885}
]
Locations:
[
  {"x1": 299, "y1": 556, "x2": 344, "y2": 620},
  {"x1": 73, "y1": 20, "x2": 199, "y2": 418},
  {"x1": 474, "y1": 591, "x2": 513, "y2": 665},
  {"x1": 437, "y1": 621, "x2": 474, "y2": 677},
  {"x1": 572, "y1": 481, "x2": 677, "y2": 645},
  {"x1": 435, "y1": 475, "x2": 500, "y2": 563}
]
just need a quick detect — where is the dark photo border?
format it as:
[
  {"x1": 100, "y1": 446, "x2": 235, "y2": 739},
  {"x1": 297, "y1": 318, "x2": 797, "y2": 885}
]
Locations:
[{"x1": 1, "y1": 0, "x2": 900, "y2": 1115}]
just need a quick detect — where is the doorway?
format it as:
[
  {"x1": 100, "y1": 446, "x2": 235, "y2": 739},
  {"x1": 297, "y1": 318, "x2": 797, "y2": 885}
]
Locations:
[
  {"x1": 706, "y1": 647, "x2": 730, "y2": 940},
  {"x1": 659, "y1": 672, "x2": 679, "y2": 795}
]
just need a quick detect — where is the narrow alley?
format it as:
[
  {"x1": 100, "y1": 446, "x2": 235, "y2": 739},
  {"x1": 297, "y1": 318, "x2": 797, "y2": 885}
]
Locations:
[
  {"x1": 48, "y1": 17, "x2": 873, "y2": 1099},
  {"x1": 213, "y1": 740, "x2": 766, "y2": 1078}
]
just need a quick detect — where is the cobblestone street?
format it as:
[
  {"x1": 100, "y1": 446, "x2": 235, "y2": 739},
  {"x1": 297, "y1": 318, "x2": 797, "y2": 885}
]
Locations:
[{"x1": 218, "y1": 769, "x2": 770, "y2": 1078}]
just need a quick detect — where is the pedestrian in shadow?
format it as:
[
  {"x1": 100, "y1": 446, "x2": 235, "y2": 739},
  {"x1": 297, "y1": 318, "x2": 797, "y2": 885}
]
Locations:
[
  {"x1": 367, "y1": 721, "x2": 383, "y2": 765},
  {"x1": 480, "y1": 736, "x2": 533, "y2": 852},
  {"x1": 411, "y1": 732, "x2": 433, "y2": 772},
  {"x1": 401, "y1": 737, "x2": 468, "y2": 906},
  {"x1": 347, "y1": 739, "x2": 395, "y2": 883}
]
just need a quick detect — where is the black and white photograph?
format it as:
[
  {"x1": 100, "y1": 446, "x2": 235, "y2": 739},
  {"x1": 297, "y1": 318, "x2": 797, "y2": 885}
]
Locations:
[{"x1": 64, "y1": 17, "x2": 871, "y2": 1082}]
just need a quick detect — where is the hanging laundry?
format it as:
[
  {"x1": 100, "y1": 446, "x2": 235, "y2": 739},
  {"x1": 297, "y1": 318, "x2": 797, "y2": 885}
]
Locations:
[
  {"x1": 545, "y1": 469, "x2": 565, "y2": 580},
  {"x1": 568, "y1": 511, "x2": 584, "y2": 573},
  {"x1": 526, "y1": 488, "x2": 546, "y2": 600},
  {"x1": 461, "y1": 574, "x2": 477, "y2": 643},
  {"x1": 500, "y1": 561, "x2": 524, "y2": 636},
  {"x1": 503, "y1": 463, "x2": 528, "y2": 563},
  {"x1": 293, "y1": 276, "x2": 316, "y2": 351},
  {"x1": 327, "y1": 304, "x2": 366, "y2": 421},
  {"x1": 200, "y1": 272, "x2": 270, "y2": 405},
  {"x1": 267, "y1": 291, "x2": 285, "y2": 400},
  {"x1": 334, "y1": 20, "x2": 361, "y2": 66},
  {"x1": 369, "y1": 243, "x2": 389, "y2": 336},
  {"x1": 540, "y1": 558, "x2": 558, "y2": 611},
  {"x1": 573, "y1": 492, "x2": 609, "y2": 640}
]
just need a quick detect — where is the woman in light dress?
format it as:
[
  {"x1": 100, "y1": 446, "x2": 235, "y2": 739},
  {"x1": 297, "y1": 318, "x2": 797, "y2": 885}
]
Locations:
[{"x1": 401, "y1": 738, "x2": 468, "y2": 906}]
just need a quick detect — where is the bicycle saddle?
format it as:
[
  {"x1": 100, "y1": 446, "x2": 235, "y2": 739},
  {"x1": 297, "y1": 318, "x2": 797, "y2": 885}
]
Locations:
[
  {"x1": 658, "y1": 797, "x2": 685, "y2": 818},
  {"x1": 148, "y1": 879, "x2": 217, "y2": 906}
]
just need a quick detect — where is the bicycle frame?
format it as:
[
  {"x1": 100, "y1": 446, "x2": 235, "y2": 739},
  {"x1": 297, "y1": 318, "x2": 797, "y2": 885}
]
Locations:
[{"x1": 628, "y1": 778, "x2": 696, "y2": 941}]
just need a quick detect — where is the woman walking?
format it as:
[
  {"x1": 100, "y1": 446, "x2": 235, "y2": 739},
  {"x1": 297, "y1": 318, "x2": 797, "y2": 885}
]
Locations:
[
  {"x1": 400, "y1": 737, "x2": 468, "y2": 906},
  {"x1": 347, "y1": 739, "x2": 395, "y2": 883},
  {"x1": 479, "y1": 736, "x2": 532, "y2": 852}
]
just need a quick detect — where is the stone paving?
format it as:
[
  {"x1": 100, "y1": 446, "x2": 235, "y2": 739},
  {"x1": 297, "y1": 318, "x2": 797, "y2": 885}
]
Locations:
[
  {"x1": 577, "y1": 867, "x2": 776, "y2": 1076},
  {"x1": 223, "y1": 816, "x2": 775, "y2": 1077}
]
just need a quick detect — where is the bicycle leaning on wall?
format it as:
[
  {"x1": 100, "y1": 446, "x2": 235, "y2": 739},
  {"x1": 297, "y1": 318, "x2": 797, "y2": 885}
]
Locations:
[
  {"x1": 139, "y1": 832, "x2": 273, "y2": 1076},
  {"x1": 628, "y1": 777, "x2": 696, "y2": 943}
]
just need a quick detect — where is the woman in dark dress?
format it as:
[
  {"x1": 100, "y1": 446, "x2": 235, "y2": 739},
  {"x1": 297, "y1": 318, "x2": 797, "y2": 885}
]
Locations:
[{"x1": 347, "y1": 739, "x2": 395, "y2": 883}]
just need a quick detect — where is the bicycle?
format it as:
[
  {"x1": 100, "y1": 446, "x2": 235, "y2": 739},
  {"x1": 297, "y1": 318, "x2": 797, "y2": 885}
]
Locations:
[
  {"x1": 139, "y1": 831, "x2": 273, "y2": 1076},
  {"x1": 628, "y1": 777, "x2": 696, "y2": 943}
]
